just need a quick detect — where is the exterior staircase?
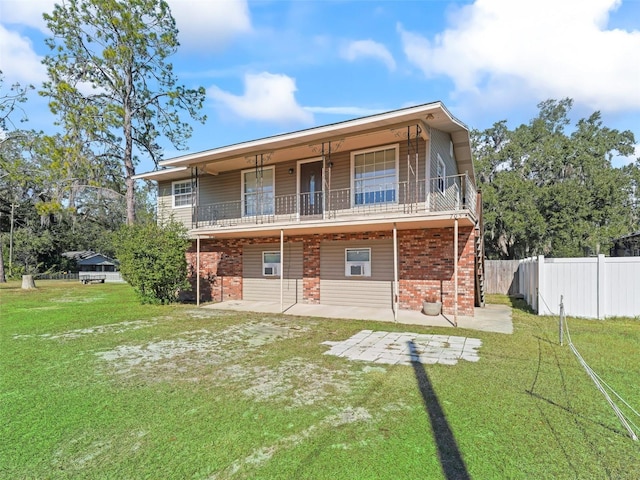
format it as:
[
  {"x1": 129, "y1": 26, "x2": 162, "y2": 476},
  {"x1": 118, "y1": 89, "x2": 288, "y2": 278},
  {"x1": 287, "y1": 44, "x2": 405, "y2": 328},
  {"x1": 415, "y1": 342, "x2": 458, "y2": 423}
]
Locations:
[{"x1": 475, "y1": 191, "x2": 486, "y2": 308}]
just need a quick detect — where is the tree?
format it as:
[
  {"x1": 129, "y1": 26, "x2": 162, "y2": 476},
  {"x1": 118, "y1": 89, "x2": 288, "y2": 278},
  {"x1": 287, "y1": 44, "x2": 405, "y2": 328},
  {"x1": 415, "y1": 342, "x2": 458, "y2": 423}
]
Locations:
[
  {"x1": 473, "y1": 99, "x2": 637, "y2": 259},
  {"x1": 0, "y1": 72, "x2": 34, "y2": 282},
  {"x1": 41, "y1": 0, "x2": 206, "y2": 225},
  {"x1": 114, "y1": 220, "x2": 190, "y2": 304}
]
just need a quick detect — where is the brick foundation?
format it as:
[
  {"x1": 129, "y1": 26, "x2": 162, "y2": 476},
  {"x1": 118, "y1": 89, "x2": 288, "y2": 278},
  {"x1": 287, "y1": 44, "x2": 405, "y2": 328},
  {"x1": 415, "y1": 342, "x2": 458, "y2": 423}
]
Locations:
[{"x1": 186, "y1": 226, "x2": 476, "y2": 316}]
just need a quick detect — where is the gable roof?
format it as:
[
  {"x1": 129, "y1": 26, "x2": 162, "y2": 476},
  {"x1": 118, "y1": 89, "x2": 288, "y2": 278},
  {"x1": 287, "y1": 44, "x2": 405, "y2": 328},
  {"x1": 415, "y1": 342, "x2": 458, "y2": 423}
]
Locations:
[{"x1": 62, "y1": 251, "x2": 118, "y2": 266}]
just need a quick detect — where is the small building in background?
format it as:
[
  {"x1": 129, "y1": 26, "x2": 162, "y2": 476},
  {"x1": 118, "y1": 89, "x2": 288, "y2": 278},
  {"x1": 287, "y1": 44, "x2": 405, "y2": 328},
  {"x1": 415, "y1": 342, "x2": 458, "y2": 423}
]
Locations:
[
  {"x1": 610, "y1": 232, "x2": 640, "y2": 257},
  {"x1": 62, "y1": 251, "x2": 119, "y2": 272}
]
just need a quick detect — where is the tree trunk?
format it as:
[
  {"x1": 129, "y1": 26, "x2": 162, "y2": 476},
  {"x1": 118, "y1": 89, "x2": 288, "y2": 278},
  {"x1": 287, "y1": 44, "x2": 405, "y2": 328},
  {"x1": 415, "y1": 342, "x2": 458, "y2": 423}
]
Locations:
[
  {"x1": 0, "y1": 235, "x2": 6, "y2": 283},
  {"x1": 21, "y1": 274, "x2": 36, "y2": 289},
  {"x1": 124, "y1": 66, "x2": 136, "y2": 225}
]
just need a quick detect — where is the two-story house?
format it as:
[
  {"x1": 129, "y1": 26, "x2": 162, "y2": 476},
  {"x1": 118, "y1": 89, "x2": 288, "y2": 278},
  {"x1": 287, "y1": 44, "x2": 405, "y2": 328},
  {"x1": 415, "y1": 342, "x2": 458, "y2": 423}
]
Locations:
[{"x1": 136, "y1": 102, "x2": 485, "y2": 321}]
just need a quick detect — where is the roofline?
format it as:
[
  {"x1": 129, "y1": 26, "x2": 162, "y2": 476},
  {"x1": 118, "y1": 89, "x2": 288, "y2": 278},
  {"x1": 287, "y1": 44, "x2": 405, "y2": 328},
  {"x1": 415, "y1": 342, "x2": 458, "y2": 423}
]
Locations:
[
  {"x1": 133, "y1": 166, "x2": 188, "y2": 181},
  {"x1": 159, "y1": 101, "x2": 467, "y2": 168}
]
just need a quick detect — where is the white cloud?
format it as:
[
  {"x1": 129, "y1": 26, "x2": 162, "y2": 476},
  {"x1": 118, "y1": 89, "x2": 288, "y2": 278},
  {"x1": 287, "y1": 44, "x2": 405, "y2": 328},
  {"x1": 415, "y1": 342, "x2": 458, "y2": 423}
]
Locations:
[
  {"x1": 341, "y1": 40, "x2": 396, "y2": 71},
  {"x1": 208, "y1": 72, "x2": 313, "y2": 124},
  {"x1": 0, "y1": 0, "x2": 56, "y2": 32},
  {"x1": 399, "y1": 0, "x2": 640, "y2": 112},
  {"x1": 0, "y1": 25, "x2": 47, "y2": 85},
  {"x1": 169, "y1": 0, "x2": 252, "y2": 51}
]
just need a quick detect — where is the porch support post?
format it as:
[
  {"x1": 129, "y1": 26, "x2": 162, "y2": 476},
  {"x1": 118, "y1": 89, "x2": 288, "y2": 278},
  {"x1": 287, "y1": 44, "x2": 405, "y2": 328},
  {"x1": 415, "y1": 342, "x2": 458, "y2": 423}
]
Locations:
[
  {"x1": 196, "y1": 236, "x2": 201, "y2": 306},
  {"x1": 453, "y1": 217, "x2": 458, "y2": 327},
  {"x1": 393, "y1": 223, "x2": 398, "y2": 322},
  {"x1": 280, "y1": 229, "x2": 284, "y2": 313}
]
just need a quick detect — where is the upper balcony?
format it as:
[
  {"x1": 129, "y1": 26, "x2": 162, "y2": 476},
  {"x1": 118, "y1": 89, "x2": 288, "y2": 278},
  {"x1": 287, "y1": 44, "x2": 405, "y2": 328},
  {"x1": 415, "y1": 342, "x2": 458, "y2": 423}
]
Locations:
[
  {"x1": 187, "y1": 173, "x2": 477, "y2": 238},
  {"x1": 136, "y1": 102, "x2": 478, "y2": 238}
]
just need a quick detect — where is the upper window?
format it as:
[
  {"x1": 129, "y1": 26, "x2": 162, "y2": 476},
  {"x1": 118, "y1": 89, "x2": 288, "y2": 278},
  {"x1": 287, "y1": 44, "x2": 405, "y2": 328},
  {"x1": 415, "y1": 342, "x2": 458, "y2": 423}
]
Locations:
[
  {"x1": 242, "y1": 167, "x2": 274, "y2": 216},
  {"x1": 172, "y1": 180, "x2": 192, "y2": 208},
  {"x1": 262, "y1": 251, "x2": 281, "y2": 276},
  {"x1": 345, "y1": 248, "x2": 371, "y2": 277},
  {"x1": 352, "y1": 146, "x2": 398, "y2": 205},
  {"x1": 436, "y1": 154, "x2": 446, "y2": 194}
]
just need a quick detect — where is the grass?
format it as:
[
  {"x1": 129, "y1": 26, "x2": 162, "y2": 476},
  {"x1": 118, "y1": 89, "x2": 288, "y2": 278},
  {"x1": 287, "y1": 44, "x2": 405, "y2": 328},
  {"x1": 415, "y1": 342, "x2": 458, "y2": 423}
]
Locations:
[{"x1": 1, "y1": 281, "x2": 639, "y2": 479}]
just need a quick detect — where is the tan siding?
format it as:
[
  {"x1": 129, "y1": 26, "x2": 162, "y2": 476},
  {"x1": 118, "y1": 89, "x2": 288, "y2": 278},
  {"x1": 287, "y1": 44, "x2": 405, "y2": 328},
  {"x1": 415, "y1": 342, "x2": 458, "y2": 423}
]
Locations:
[
  {"x1": 199, "y1": 171, "x2": 240, "y2": 205},
  {"x1": 320, "y1": 239, "x2": 394, "y2": 280},
  {"x1": 430, "y1": 128, "x2": 458, "y2": 177},
  {"x1": 320, "y1": 239, "x2": 394, "y2": 308},
  {"x1": 242, "y1": 242, "x2": 303, "y2": 303},
  {"x1": 320, "y1": 280, "x2": 393, "y2": 308},
  {"x1": 157, "y1": 180, "x2": 192, "y2": 228}
]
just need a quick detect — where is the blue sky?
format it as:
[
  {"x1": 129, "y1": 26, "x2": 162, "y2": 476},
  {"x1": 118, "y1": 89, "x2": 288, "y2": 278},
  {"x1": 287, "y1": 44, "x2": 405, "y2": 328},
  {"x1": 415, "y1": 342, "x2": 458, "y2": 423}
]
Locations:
[{"x1": 1, "y1": 0, "x2": 639, "y2": 173}]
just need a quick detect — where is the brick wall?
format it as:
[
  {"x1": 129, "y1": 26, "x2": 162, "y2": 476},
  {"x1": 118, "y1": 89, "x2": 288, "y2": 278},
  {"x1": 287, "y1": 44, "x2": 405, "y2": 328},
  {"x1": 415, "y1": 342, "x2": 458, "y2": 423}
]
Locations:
[
  {"x1": 397, "y1": 227, "x2": 475, "y2": 316},
  {"x1": 185, "y1": 226, "x2": 476, "y2": 316}
]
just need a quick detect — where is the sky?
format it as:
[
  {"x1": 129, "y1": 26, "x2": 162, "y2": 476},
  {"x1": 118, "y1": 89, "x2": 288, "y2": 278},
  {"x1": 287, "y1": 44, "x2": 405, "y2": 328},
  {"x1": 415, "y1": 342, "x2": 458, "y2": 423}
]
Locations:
[{"x1": 1, "y1": 0, "x2": 639, "y2": 174}]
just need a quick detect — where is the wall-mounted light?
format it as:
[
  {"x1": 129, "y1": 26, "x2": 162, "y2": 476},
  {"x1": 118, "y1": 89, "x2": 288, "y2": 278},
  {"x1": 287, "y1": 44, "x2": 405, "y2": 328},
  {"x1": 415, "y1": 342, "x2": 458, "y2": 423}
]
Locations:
[
  {"x1": 288, "y1": 167, "x2": 294, "y2": 174},
  {"x1": 328, "y1": 162, "x2": 334, "y2": 168}
]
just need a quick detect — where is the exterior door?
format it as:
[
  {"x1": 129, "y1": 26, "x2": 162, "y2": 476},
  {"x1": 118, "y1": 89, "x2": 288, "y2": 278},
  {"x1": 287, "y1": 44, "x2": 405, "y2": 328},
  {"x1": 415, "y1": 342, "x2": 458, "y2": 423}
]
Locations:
[{"x1": 299, "y1": 161, "x2": 323, "y2": 216}]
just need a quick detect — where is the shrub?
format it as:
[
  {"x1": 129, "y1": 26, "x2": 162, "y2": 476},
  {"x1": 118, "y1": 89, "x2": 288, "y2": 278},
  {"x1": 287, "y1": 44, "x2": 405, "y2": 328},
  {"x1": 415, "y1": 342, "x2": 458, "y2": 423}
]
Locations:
[{"x1": 115, "y1": 221, "x2": 190, "y2": 304}]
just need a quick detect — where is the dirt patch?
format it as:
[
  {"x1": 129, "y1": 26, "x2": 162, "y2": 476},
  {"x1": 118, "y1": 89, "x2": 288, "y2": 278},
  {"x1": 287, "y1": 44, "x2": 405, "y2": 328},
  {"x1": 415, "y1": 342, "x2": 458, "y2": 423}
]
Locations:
[
  {"x1": 13, "y1": 320, "x2": 159, "y2": 340},
  {"x1": 94, "y1": 321, "x2": 310, "y2": 378},
  {"x1": 235, "y1": 358, "x2": 357, "y2": 408}
]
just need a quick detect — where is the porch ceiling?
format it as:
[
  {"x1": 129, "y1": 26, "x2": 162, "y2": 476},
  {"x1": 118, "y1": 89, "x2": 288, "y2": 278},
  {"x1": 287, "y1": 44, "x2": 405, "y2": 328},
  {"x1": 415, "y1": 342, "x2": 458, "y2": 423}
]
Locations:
[{"x1": 189, "y1": 212, "x2": 476, "y2": 239}]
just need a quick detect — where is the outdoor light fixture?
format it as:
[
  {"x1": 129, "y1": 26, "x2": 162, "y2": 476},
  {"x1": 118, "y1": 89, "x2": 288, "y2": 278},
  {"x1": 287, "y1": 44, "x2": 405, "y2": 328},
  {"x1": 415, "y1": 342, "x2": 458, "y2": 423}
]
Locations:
[{"x1": 288, "y1": 167, "x2": 294, "y2": 174}]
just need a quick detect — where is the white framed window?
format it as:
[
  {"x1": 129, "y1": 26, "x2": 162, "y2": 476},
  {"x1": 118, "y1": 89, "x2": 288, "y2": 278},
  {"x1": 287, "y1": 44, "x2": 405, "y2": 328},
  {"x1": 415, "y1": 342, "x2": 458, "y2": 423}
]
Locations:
[
  {"x1": 436, "y1": 154, "x2": 446, "y2": 195},
  {"x1": 345, "y1": 248, "x2": 371, "y2": 277},
  {"x1": 242, "y1": 166, "x2": 274, "y2": 216},
  {"x1": 172, "y1": 180, "x2": 193, "y2": 208},
  {"x1": 262, "y1": 251, "x2": 281, "y2": 277},
  {"x1": 351, "y1": 145, "x2": 398, "y2": 206}
]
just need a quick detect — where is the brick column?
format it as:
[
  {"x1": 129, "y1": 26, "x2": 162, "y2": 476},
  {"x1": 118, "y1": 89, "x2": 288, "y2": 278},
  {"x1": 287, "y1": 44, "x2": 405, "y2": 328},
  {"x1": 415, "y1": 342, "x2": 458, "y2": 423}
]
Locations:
[{"x1": 302, "y1": 235, "x2": 320, "y2": 304}]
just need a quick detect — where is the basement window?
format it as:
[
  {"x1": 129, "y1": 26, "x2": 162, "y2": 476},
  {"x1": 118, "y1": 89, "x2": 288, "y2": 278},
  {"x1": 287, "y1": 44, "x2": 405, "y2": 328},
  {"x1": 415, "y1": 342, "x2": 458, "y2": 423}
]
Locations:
[{"x1": 345, "y1": 248, "x2": 371, "y2": 277}]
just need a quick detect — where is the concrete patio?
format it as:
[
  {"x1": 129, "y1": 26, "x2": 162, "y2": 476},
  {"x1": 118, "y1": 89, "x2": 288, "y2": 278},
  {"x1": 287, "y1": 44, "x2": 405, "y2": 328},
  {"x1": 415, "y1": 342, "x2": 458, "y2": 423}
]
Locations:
[{"x1": 202, "y1": 301, "x2": 513, "y2": 334}]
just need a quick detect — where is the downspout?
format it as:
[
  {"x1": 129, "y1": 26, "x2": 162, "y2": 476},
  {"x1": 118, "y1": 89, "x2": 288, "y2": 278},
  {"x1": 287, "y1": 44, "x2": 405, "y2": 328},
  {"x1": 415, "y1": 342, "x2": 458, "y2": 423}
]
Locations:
[
  {"x1": 393, "y1": 223, "x2": 399, "y2": 323},
  {"x1": 196, "y1": 236, "x2": 201, "y2": 306},
  {"x1": 454, "y1": 217, "x2": 458, "y2": 327},
  {"x1": 280, "y1": 229, "x2": 284, "y2": 313}
]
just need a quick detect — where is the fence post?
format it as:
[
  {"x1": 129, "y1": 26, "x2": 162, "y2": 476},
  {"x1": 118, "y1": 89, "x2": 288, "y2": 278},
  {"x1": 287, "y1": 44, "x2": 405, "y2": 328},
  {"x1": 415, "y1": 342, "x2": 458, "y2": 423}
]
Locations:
[
  {"x1": 559, "y1": 295, "x2": 564, "y2": 346},
  {"x1": 537, "y1": 255, "x2": 545, "y2": 315},
  {"x1": 597, "y1": 254, "x2": 606, "y2": 320}
]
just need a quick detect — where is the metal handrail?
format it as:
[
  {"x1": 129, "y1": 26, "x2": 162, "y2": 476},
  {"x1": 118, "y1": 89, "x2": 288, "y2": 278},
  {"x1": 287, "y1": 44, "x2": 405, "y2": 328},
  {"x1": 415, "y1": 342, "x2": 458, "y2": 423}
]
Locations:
[{"x1": 194, "y1": 174, "x2": 476, "y2": 227}]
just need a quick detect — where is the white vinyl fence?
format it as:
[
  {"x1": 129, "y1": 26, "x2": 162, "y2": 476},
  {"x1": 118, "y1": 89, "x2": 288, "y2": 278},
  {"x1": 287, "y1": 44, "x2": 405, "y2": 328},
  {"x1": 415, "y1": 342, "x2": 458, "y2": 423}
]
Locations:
[{"x1": 519, "y1": 255, "x2": 640, "y2": 319}]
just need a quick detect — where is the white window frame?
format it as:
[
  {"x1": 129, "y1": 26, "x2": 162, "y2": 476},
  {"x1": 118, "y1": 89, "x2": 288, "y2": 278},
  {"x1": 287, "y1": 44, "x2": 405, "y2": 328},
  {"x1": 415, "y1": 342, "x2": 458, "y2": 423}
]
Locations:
[
  {"x1": 345, "y1": 248, "x2": 371, "y2": 277},
  {"x1": 172, "y1": 180, "x2": 193, "y2": 208},
  {"x1": 262, "y1": 251, "x2": 281, "y2": 277},
  {"x1": 350, "y1": 144, "x2": 399, "y2": 207},
  {"x1": 436, "y1": 154, "x2": 446, "y2": 195},
  {"x1": 241, "y1": 166, "x2": 275, "y2": 217}
]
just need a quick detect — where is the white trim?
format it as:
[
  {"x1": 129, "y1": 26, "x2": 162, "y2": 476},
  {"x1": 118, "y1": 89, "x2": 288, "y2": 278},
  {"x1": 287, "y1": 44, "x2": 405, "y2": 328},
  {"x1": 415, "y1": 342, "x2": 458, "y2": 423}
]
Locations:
[
  {"x1": 436, "y1": 154, "x2": 446, "y2": 195},
  {"x1": 241, "y1": 165, "x2": 275, "y2": 217},
  {"x1": 350, "y1": 143, "x2": 399, "y2": 208},
  {"x1": 296, "y1": 157, "x2": 323, "y2": 210},
  {"x1": 172, "y1": 179, "x2": 193, "y2": 208},
  {"x1": 345, "y1": 247, "x2": 371, "y2": 277}
]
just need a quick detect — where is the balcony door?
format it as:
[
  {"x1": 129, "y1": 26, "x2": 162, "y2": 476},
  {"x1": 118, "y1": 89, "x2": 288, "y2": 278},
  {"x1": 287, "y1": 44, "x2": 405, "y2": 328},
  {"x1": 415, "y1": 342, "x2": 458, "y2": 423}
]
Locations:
[{"x1": 299, "y1": 160, "x2": 323, "y2": 217}]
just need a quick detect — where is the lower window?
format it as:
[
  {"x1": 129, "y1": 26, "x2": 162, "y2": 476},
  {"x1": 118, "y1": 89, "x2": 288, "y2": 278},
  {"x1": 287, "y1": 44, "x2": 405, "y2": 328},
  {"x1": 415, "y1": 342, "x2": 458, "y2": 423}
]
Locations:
[
  {"x1": 345, "y1": 248, "x2": 371, "y2": 277},
  {"x1": 262, "y1": 251, "x2": 281, "y2": 276}
]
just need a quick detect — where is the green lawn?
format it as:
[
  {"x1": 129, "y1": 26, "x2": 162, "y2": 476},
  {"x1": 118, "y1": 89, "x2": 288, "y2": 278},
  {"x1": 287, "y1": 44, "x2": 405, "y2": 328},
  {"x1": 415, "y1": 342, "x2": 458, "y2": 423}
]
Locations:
[{"x1": 1, "y1": 281, "x2": 639, "y2": 479}]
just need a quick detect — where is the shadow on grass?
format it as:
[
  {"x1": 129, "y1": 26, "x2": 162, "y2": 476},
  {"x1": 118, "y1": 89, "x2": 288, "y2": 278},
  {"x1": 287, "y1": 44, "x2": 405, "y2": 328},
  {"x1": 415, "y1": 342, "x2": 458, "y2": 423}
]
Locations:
[{"x1": 408, "y1": 341, "x2": 470, "y2": 480}]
